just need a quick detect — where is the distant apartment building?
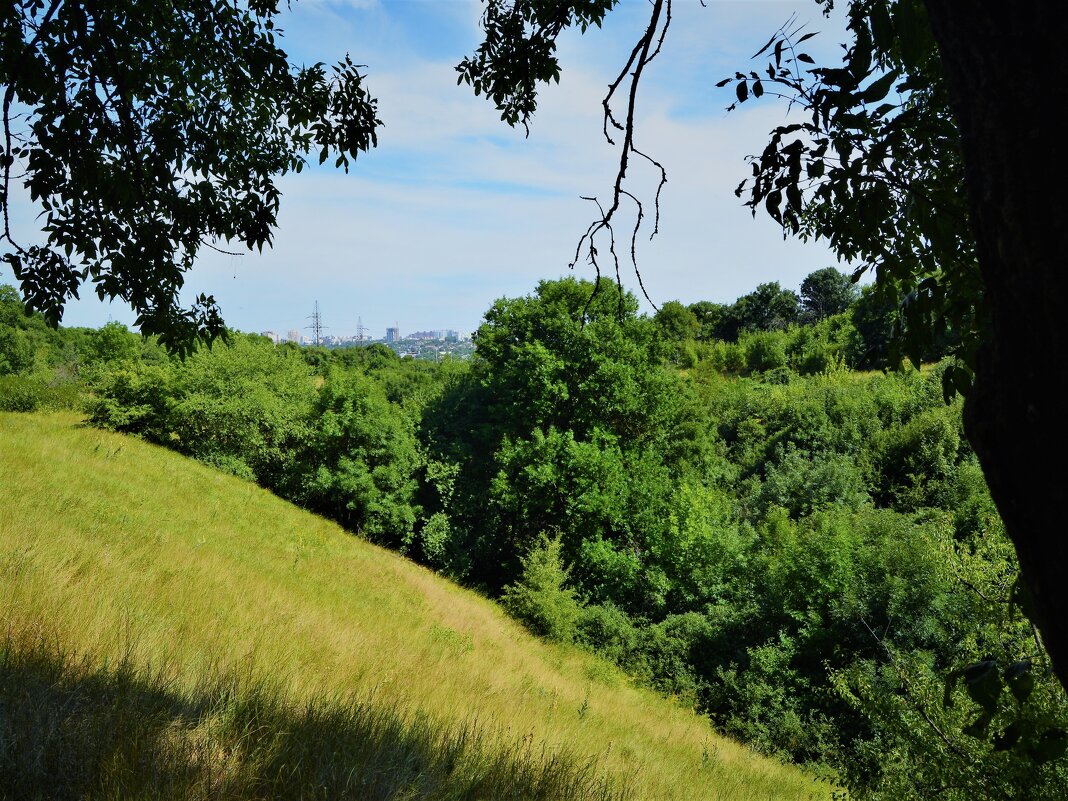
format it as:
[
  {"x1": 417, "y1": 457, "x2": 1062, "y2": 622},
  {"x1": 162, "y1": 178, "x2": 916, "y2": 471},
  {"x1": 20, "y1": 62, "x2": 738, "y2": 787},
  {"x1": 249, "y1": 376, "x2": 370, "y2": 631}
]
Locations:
[
  {"x1": 409, "y1": 330, "x2": 445, "y2": 341},
  {"x1": 286, "y1": 329, "x2": 301, "y2": 344},
  {"x1": 260, "y1": 330, "x2": 278, "y2": 344},
  {"x1": 385, "y1": 327, "x2": 400, "y2": 343}
]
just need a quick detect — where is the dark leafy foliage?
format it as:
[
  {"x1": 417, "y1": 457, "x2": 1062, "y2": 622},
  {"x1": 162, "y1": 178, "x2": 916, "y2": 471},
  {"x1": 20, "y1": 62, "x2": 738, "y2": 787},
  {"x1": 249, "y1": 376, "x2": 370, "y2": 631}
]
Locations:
[
  {"x1": 456, "y1": 0, "x2": 615, "y2": 131},
  {"x1": 720, "y1": 2, "x2": 979, "y2": 395},
  {"x1": 1, "y1": 0, "x2": 381, "y2": 352}
]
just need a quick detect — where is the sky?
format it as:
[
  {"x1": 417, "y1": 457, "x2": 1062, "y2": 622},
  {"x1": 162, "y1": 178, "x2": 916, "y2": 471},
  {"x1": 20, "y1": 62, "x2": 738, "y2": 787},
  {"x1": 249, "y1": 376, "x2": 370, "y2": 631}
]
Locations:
[{"x1": 3, "y1": 0, "x2": 853, "y2": 340}]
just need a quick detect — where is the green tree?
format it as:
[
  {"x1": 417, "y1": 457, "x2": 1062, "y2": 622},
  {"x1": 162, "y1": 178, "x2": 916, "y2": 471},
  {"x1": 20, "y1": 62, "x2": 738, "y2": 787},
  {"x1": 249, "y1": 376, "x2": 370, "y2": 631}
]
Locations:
[
  {"x1": 732, "y1": 282, "x2": 800, "y2": 335},
  {"x1": 501, "y1": 534, "x2": 583, "y2": 643},
  {"x1": 653, "y1": 300, "x2": 700, "y2": 342},
  {"x1": 1, "y1": 0, "x2": 381, "y2": 350},
  {"x1": 687, "y1": 300, "x2": 730, "y2": 341},
  {"x1": 800, "y1": 268, "x2": 859, "y2": 322},
  {"x1": 0, "y1": 326, "x2": 32, "y2": 374},
  {"x1": 422, "y1": 277, "x2": 715, "y2": 596},
  {"x1": 88, "y1": 322, "x2": 140, "y2": 365},
  {"x1": 459, "y1": 0, "x2": 1068, "y2": 690},
  {"x1": 298, "y1": 369, "x2": 420, "y2": 546}
]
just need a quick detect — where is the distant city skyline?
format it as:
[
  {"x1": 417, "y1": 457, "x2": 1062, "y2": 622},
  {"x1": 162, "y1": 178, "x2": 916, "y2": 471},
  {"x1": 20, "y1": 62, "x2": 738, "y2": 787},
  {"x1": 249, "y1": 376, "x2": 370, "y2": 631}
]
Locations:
[{"x1": 259, "y1": 319, "x2": 469, "y2": 345}]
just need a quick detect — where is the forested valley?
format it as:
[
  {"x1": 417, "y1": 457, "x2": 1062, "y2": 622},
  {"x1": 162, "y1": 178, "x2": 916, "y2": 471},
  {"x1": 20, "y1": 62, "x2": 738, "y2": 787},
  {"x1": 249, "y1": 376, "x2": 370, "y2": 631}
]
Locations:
[{"x1": 2, "y1": 271, "x2": 1066, "y2": 800}]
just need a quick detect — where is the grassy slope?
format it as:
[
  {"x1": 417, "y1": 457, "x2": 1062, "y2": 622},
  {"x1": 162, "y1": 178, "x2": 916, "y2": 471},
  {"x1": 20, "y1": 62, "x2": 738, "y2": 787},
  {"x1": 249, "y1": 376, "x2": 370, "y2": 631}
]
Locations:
[{"x1": 0, "y1": 413, "x2": 829, "y2": 801}]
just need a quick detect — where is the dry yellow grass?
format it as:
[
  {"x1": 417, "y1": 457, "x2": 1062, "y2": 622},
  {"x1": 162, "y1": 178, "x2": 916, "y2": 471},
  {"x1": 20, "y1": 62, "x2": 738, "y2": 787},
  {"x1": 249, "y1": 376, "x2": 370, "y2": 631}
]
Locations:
[{"x1": 0, "y1": 412, "x2": 831, "y2": 800}]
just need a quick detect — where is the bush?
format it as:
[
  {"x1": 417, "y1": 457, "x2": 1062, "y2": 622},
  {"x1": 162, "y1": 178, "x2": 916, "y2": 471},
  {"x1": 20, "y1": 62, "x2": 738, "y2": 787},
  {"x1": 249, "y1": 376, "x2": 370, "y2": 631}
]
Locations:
[
  {"x1": 85, "y1": 362, "x2": 176, "y2": 439},
  {"x1": 742, "y1": 330, "x2": 788, "y2": 373},
  {"x1": 501, "y1": 534, "x2": 582, "y2": 643},
  {"x1": 0, "y1": 328, "x2": 35, "y2": 375},
  {"x1": 0, "y1": 373, "x2": 84, "y2": 412},
  {"x1": 874, "y1": 403, "x2": 963, "y2": 510},
  {"x1": 298, "y1": 369, "x2": 420, "y2": 546},
  {"x1": 0, "y1": 374, "x2": 43, "y2": 411},
  {"x1": 757, "y1": 446, "x2": 870, "y2": 519},
  {"x1": 635, "y1": 613, "x2": 718, "y2": 707},
  {"x1": 576, "y1": 603, "x2": 642, "y2": 669},
  {"x1": 417, "y1": 512, "x2": 453, "y2": 568}
]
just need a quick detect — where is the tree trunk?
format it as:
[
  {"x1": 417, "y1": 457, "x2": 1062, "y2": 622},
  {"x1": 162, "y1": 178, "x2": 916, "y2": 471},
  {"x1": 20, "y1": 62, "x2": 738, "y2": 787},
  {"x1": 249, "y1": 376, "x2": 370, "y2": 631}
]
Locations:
[{"x1": 923, "y1": 2, "x2": 1068, "y2": 686}]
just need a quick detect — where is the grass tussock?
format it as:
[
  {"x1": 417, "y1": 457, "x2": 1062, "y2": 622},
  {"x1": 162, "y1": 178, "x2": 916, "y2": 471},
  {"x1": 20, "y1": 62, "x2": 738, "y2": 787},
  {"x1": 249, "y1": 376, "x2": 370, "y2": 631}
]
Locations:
[{"x1": 0, "y1": 412, "x2": 831, "y2": 801}]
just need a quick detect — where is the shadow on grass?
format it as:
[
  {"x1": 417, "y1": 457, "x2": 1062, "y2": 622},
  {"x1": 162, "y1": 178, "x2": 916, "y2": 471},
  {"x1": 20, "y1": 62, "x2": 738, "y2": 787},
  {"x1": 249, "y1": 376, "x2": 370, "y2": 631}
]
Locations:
[{"x1": 0, "y1": 626, "x2": 631, "y2": 801}]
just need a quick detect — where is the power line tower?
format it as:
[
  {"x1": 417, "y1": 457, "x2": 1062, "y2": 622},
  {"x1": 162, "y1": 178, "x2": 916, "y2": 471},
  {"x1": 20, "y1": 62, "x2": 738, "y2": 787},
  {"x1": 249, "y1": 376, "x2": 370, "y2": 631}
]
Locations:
[
  {"x1": 355, "y1": 316, "x2": 368, "y2": 342},
  {"x1": 306, "y1": 301, "x2": 325, "y2": 346}
]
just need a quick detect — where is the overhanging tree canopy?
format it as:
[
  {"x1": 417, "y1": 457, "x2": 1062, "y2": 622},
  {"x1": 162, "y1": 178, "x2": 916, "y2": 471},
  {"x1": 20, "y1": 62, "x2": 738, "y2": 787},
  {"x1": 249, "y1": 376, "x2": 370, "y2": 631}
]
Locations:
[{"x1": 1, "y1": 0, "x2": 381, "y2": 352}]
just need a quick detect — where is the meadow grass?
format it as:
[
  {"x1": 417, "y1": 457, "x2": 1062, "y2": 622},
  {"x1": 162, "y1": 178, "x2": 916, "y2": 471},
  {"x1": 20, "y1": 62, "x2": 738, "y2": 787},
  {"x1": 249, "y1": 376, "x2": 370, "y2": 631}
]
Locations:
[{"x1": 0, "y1": 412, "x2": 833, "y2": 800}]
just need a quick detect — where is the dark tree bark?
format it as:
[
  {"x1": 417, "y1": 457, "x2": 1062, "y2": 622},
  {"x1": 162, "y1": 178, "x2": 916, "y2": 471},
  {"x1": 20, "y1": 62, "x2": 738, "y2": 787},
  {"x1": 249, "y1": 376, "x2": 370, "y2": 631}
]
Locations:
[{"x1": 923, "y1": 2, "x2": 1068, "y2": 686}]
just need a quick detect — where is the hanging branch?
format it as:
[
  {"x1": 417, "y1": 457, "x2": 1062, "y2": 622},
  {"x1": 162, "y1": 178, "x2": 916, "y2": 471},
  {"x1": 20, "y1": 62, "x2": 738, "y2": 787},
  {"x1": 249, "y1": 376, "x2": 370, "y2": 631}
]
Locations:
[
  {"x1": 570, "y1": 0, "x2": 671, "y2": 317},
  {"x1": 458, "y1": 0, "x2": 676, "y2": 317}
]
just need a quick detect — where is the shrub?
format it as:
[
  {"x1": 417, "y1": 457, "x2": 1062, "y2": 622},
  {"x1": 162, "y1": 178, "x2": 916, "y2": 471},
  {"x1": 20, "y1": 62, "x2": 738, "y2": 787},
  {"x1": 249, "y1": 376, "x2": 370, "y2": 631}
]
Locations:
[
  {"x1": 0, "y1": 328, "x2": 35, "y2": 375},
  {"x1": 0, "y1": 373, "x2": 84, "y2": 412},
  {"x1": 85, "y1": 363, "x2": 176, "y2": 439},
  {"x1": 757, "y1": 446, "x2": 870, "y2": 519},
  {"x1": 874, "y1": 404, "x2": 963, "y2": 510},
  {"x1": 417, "y1": 512, "x2": 452, "y2": 568},
  {"x1": 635, "y1": 613, "x2": 718, "y2": 707},
  {"x1": 298, "y1": 369, "x2": 420, "y2": 546},
  {"x1": 0, "y1": 374, "x2": 43, "y2": 411},
  {"x1": 742, "y1": 330, "x2": 788, "y2": 373},
  {"x1": 501, "y1": 534, "x2": 582, "y2": 643},
  {"x1": 576, "y1": 603, "x2": 642, "y2": 670}
]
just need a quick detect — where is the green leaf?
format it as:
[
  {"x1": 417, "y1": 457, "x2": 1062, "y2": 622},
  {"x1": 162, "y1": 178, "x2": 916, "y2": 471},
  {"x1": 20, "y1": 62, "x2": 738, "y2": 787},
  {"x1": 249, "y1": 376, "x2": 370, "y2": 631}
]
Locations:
[
  {"x1": 962, "y1": 660, "x2": 1002, "y2": 715},
  {"x1": 861, "y1": 71, "x2": 898, "y2": 105},
  {"x1": 1030, "y1": 729, "x2": 1068, "y2": 764}
]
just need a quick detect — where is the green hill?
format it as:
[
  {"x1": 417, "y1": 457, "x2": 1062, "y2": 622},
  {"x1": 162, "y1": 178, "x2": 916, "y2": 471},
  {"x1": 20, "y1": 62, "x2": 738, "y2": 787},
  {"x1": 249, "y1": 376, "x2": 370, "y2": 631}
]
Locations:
[{"x1": 0, "y1": 413, "x2": 828, "y2": 800}]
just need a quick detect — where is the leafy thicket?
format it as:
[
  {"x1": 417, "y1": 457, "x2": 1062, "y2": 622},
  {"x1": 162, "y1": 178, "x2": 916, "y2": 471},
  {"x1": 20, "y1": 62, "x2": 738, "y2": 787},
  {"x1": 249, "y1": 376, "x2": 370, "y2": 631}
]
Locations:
[
  {"x1": 4, "y1": 274, "x2": 1066, "y2": 799},
  {"x1": 718, "y1": 0, "x2": 979, "y2": 395}
]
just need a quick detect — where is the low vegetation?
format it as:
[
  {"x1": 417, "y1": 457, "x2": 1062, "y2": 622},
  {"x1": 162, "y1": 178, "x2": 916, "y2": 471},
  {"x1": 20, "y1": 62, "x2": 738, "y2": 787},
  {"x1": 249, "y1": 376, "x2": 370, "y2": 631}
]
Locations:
[
  {"x1": 3, "y1": 272, "x2": 1067, "y2": 798},
  {"x1": 0, "y1": 412, "x2": 824, "y2": 801}
]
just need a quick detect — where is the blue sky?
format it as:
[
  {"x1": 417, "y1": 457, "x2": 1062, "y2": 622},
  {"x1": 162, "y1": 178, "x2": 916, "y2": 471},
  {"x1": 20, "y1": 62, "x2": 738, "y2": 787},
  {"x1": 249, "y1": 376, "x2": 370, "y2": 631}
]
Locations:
[{"x1": 4, "y1": 0, "x2": 851, "y2": 340}]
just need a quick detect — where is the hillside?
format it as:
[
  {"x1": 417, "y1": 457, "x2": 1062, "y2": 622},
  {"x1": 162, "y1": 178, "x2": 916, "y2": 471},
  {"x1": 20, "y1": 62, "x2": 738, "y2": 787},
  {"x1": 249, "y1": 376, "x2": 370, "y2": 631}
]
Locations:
[{"x1": 0, "y1": 412, "x2": 828, "y2": 801}]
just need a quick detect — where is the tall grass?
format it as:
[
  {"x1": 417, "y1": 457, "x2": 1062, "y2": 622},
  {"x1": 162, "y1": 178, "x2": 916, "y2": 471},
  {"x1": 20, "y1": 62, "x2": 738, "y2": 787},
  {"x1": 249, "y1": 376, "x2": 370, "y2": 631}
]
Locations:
[
  {"x1": 0, "y1": 412, "x2": 832, "y2": 800},
  {"x1": 0, "y1": 623, "x2": 624, "y2": 800}
]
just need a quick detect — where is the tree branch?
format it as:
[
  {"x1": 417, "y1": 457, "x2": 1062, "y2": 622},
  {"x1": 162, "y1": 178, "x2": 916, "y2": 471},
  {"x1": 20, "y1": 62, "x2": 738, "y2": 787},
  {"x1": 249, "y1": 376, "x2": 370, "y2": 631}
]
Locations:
[{"x1": 572, "y1": 0, "x2": 670, "y2": 313}]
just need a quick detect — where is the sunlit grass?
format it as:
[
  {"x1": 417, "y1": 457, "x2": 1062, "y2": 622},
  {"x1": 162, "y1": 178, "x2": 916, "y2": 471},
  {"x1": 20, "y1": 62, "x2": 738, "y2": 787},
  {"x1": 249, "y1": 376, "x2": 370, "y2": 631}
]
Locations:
[{"x1": 0, "y1": 412, "x2": 832, "y2": 800}]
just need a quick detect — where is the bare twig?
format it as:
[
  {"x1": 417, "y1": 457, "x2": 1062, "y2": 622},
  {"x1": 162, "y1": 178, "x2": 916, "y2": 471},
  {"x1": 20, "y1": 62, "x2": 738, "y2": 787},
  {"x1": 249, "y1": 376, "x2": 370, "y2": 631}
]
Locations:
[{"x1": 572, "y1": 0, "x2": 671, "y2": 314}]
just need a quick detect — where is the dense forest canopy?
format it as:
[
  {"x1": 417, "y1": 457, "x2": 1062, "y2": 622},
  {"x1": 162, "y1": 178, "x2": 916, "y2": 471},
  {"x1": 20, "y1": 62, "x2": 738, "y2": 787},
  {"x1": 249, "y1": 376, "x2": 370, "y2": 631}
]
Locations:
[
  {"x1": 459, "y1": 0, "x2": 1068, "y2": 698},
  {"x1": 4, "y1": 274, "x2": 1067, "y2": 798}
]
